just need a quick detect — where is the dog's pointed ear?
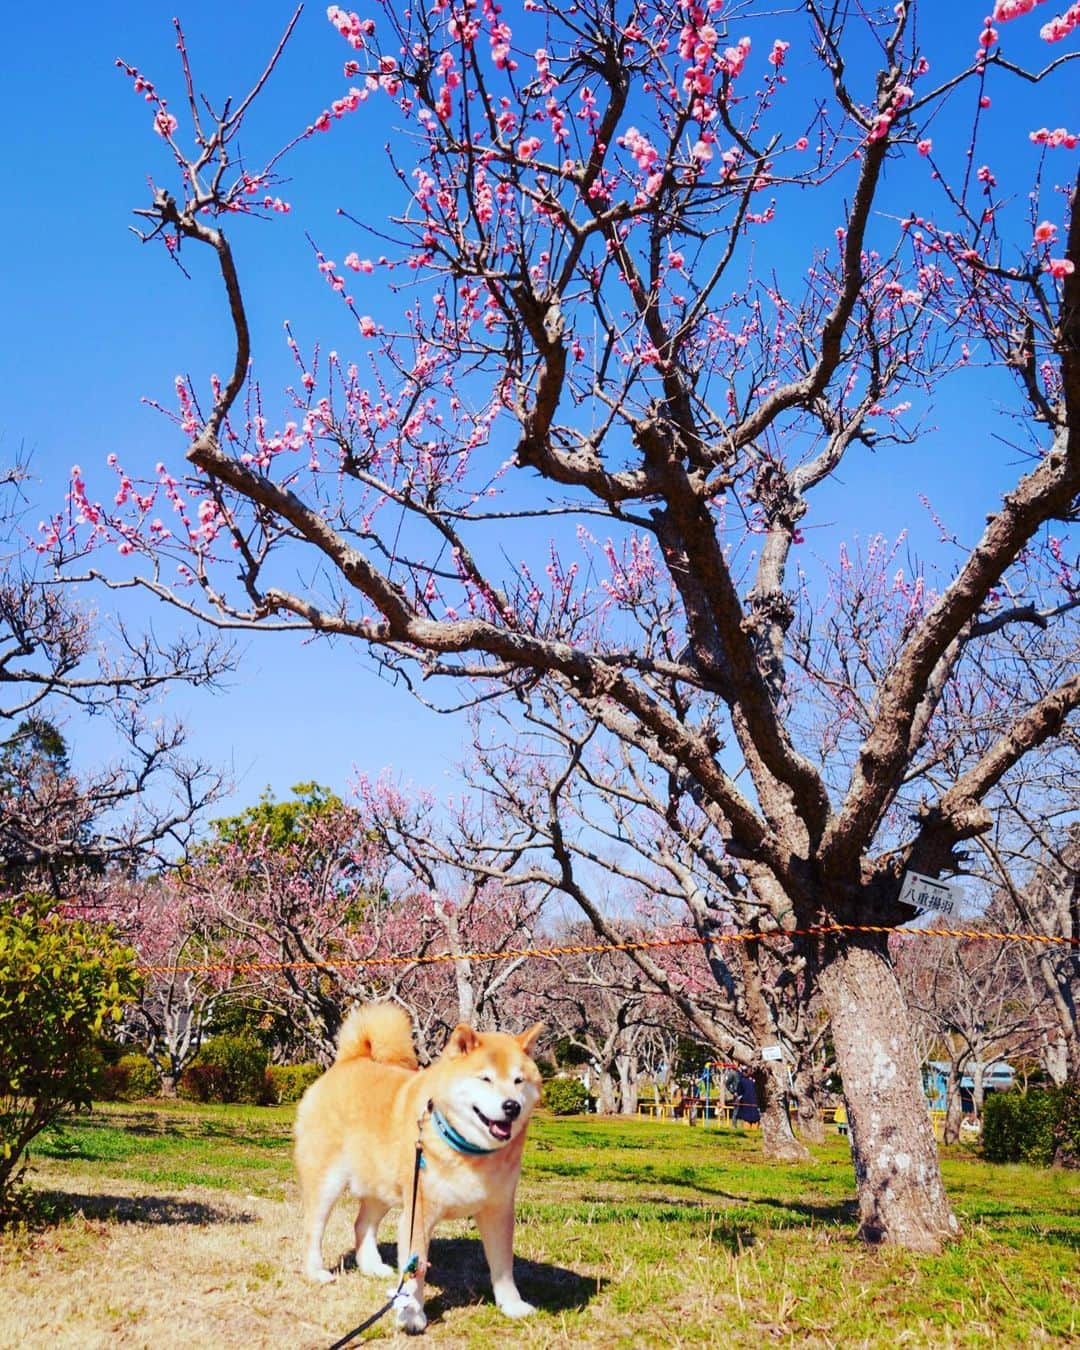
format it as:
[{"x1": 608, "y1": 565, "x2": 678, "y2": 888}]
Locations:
[
  {"x1": 446, "y1": 1023, "x2": 479, "y2": 1057},
  {"x1": 516, "y1": 1023, "x2": 544, "y2": 1056}
]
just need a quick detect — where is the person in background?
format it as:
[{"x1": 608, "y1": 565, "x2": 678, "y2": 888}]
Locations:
[{"x1": 733, "y1": 1070, "x2": 760, "y2": 1127}]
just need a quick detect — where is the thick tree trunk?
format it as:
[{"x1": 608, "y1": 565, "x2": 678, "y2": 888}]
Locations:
[
  {"x1": 756, "y1": 1062, "x2": 809, "y2": 1162},
  {"x1": 972, "y1": 1062, "x2": 986, "y2": 1120},
  {"x1": 616, "y1": 1053, "x2": 639, "y2": 1116},
  {"x1": 793, "y1": 1067, "x2": 826, "y2": 1144},
  {"x1": 818, "y1": 936, "x2": 959, "y2": 1252},
  {"x1": 737, "y1": 942, "x2": 809, "y2": 1161},
  {"x1": 595, "y1": 1069, "x2": 618, "y2": 1115},
  {"x1": 1043, "y1": 1031, "x2": 1069, "y2": 1087},
  {"x1": 943, "y1": 1065, "x2": 963, "y2": 1145}
]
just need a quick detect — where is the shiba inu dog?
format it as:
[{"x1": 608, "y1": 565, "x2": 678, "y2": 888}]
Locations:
[{"x1": 293, "y1": 1002, "x2": 544, "y2": 1334}]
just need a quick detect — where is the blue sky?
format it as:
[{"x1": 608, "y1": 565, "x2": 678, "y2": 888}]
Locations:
[
  {"x1": 1, "y1": 2, "x2": 1074, "y2": 822},
  {"x1": 1, "y1": 2, "x2": 473, "y2": 811}
]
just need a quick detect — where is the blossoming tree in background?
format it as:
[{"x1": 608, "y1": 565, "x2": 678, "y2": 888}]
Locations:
[
  {"x1": 51, "y1": 1, "x2": 1080, "y2": 1250},
  {"x1": 172, "y1": 779, "x2": 545, "y2": 1060}
]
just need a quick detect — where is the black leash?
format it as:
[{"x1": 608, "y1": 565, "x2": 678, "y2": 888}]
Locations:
[{"x1": 326, "y1": 1106, "x2": 429, "y2": 1350}]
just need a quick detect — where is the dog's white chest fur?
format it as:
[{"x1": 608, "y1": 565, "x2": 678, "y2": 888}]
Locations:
[{"x1": 422, "y1": 1154, "x2": 501, "y2": 1221}]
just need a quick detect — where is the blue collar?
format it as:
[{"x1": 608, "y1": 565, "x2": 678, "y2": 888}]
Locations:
[{"x1": 431, "y1": 1106, "x2": 497, "y2": 1156}]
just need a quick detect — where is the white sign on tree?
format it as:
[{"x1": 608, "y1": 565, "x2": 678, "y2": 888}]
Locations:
[{"x1": 898, "y1": 871, "x2": 961, "y2": 919}]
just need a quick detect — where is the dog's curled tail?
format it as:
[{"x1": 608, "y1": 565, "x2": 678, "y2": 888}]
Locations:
[{"x1": 335, "y1": 1002, "x2": 418, "y2": 1069}]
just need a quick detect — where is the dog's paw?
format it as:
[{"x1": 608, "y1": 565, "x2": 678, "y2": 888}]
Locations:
[
  {"x1": 497, "y1": 1297, "x2": 537, "y2": 1319},
  {"x1": 358, "y1": 1257, "x2": 395, "y2": 1278},
  {"x1": 305, "y1": 1267, "x2": 336, "y2": 1285},
  {"x1": 393, "y1": 1294, "x2": 428, "y2": 1335}
]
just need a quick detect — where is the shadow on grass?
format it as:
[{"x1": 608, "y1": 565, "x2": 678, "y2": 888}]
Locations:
[
  {"x1": 697, "y1": 1186, "x2": 859, "y2": 1229},
  {"x1": 1032, "y1": 1228, "x2": 1080, "y2": 1250},
  {"x1": 37, "y1": 1190, "x2": 255, "y2": 1226},
  {"x1": 44, "y1": 1110, "x2": 291, "y2": 1153},
  {"x1": 335, "y1": 1235, "x2": 603, "y2": 1321}
]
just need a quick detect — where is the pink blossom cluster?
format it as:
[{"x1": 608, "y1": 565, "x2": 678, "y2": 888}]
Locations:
[
  {"x1": 534, "y1": 47, "x2": 556, "y2": 93},
  {"x1": 993, "y1": 0, "x2": 1047, "y2": 17},
  {"x1": 768, "y1": 39, "x2": 790, "y2": 68},
  {"x1": 618, "y1": 124, "x2": 667, "y2": 197},
  {"x1": 326, "y1": 6, "x2": 376, "y2": 48},
  {"x1": 994, "y1": 0, "x2": 1080, "y2": 39},
  {"x1": 677, "y1": 6, "x2": 752, "y2": 100},
  {"x1": 1040, "y1": 2, "x2": 1080, "y2": 39},
  {"x1": 483, "y1": 0, "x2": 516, "y2": 71},
  {"x1": 868, "y1": 82, "x2": 913, "y2": 142},
  {"x1": 976, "y1": 18, "x2": 999, "y2": 59},
  {"x1": 1029, "y1": 126, "x2": 1079, "y2": 148},
  {"x1": 599, "y1": 534, "x2": 658, "y2": 607}
]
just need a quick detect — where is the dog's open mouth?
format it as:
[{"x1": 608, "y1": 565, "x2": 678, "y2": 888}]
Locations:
[{"x1": 473, "y1": 1106, "x2": 513, "y2": 1142}]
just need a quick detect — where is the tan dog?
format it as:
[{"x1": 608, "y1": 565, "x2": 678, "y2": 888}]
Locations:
[{"x1": 294, "y1": 1003, "x2": 543, "y2": 1334}]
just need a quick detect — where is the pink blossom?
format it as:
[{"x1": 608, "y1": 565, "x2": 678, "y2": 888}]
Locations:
[
  {"x1": 768, "y1": 39, "x2": 790, "y2": 68},
  {"x1": 1044, "y1": 257, "x2": 1075, "y2": 278},
  {"x1": 917, "y1": 138, "x2": 933, "y2": 156},
  {"x1": 619, "y1": 126, "x2": 659, "y2": 171},
  {"x1": 1029, "y1": 125, "x2": 1079, "y2": 148},
  {"x1": 993, "y1": 0, "x2": 1044, "y2": 18},
  {"x1": 359, "y1": 316, "x2": 377, "y2": 336},
  {"x1": 795, "y1": 137, "x2": 809, "y2": 151},
  {"x1": 1041, "y1": 2, "x2": 1080, "y2": 41},
  {"x1": 1034, "y1": 221, "x2": 1058, "y2": 242},
  {"x1": 153, "y1": 109, "x2": 178, "y2": 137}
]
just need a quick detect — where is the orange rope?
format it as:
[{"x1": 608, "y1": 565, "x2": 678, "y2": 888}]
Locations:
[{"x1": 140, "y1": 921, "x2": 1079, "y2": 977}]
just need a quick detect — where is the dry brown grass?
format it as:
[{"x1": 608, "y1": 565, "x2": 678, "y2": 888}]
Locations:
[{"x1": 0, "y1": 1161, "x2": 595, "y2": 1348}]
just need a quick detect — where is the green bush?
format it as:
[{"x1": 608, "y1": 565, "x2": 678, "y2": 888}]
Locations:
[
  {"x1": 983, "y1": 1090, "x2": 1060, "y2": 1165},
  {"x1": 179, "y1": 1033, "x2": 269, "y2": 1104},
  {"x1": 177, "y1": 1062, "x2": 230, "y2": 1103},
  {"x1": 266, "y1": 1063, "x2": 322, "y2": 1105},
  {"x1": 1052, "y1": 1079, "x2": 1080, "y2": 1168},
  {"x1": 100, "y1": 1053, "x2": 161, "y2": 1102},
  {"x1": 0, "y1": 893, "x2": 139, "y2": 1210},
  {"x1": 544, "y1": 1076, "x2": 589, "y2": 1115}
]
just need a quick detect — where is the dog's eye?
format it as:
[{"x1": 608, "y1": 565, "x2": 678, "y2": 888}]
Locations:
[
  {"x1": 514, "y1": 1076, "x2": 523, "y2": 1085},
  {"x1": 480, "y1": 1074, "x2": 493, "y2": 1084}
]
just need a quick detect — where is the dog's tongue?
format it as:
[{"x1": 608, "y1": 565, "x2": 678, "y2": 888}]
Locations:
[{"x1": 489, "y1": 1118, "x2": 512, "y2": 1141}]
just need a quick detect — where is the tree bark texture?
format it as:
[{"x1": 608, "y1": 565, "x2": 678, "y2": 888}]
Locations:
[
  {"x1": 793, "y1": 1068, "x2": 827, "y2": 1144},
  {"x1": 756, "y1": 1062, "x2": 809, "y2": 1162},
  {"x1": 818, "y1": 935, "x2": 959, "y2": 1252}
]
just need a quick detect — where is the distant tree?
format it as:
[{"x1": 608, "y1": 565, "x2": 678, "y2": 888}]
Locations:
[
  {"x1": 898, "y1": 931, "x2": 1038, "y2": 1142},
  {"x1": 979, "y1": 819, "x2": 1080, "y2": 1085},
  {"x1": 174, "y1": 780, "x2": 546, "y2": 1060},
  {"x1": 87, "y1": 875, "x2": 246, "y2": 1094},
  {"x1": 1, "y1": 469, "x2": 229, "y2": 891}
]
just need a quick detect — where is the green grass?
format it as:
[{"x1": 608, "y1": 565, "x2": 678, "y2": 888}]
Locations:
[
  {"x1": 5, "y1": 1103, "x2": 1079, "y2": 1346},
  {"x1": 30, "y1": 1101, "x2": 297, "y2": 1197}
]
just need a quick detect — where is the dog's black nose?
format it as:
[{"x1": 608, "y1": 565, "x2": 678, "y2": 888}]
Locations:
[{"x1": 502, "y1": 1099, "x2": 521, "y2": 1120}]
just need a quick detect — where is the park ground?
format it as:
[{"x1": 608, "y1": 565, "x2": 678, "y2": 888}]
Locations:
[{"x1": 0, "y1": 1105, "x2": 1076, "y2": 1347}]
